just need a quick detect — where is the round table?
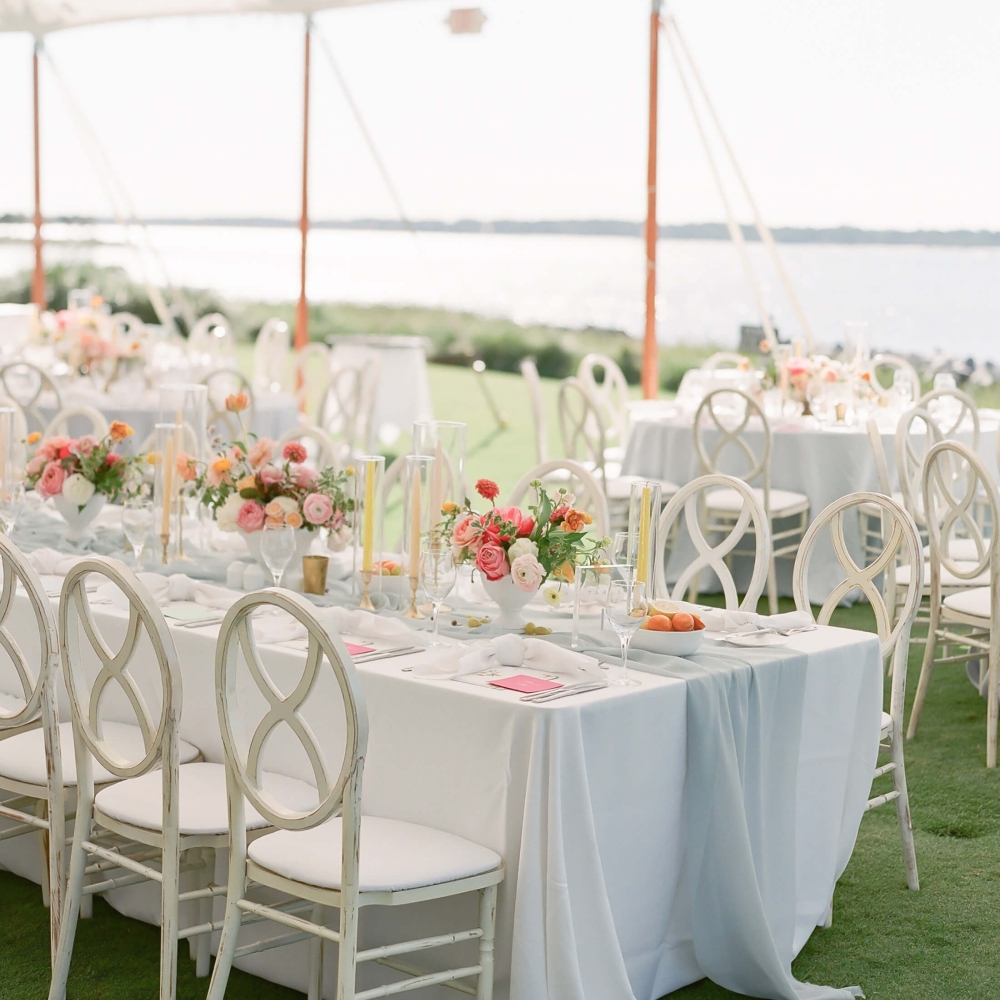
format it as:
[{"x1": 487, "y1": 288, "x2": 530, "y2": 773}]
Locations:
[{"x1": 621, "y1": 406, "x2": 1000, "y2": 602}]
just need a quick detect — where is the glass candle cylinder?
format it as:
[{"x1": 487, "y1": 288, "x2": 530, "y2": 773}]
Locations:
[
  {"x1": 153, "y1": 422, "x2": 183, "y2": 564},
  {"x1": 0, "y1": 406, "x2": 16, "y2": 496},
  {"x1": 352, "y1": 455, "x2": 384, "y2": 607},
  {"x1": 626, "y1": 481, "x2": 661, "y2": 591},
  {"x1": 402, "y1": 454, "x2": 435, "y2": 581},
  {"x1": 413, "y1": 421, "x2": 466, "y2": 530},
  {"x1": 158, "y1": 383, "x2": 209, "y2": 462}
]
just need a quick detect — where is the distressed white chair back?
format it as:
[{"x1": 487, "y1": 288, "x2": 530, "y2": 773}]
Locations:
[
  {"x1": 277, "y1": 425, "x2": 339, "y2": 472},
  {"x1": 917, "y1": 386, "x2": 980, "y2": 443},
  {"x1": 506, "y1": 460, "x2": 610, "y2": 538},
  {"x1": 868, "y1": 353, "x2": 920, "y2": 402},
  {"x1": 557, "y1": 377, "x2": 606, "y2": 478},
  {"x1": 109, "y1": 313, "x2": 146, "y2": 342},
  {"x1": 520, "y1": 358, "x2": 549, "y2": 464},
  {"x1": 654, "y1": 474, "x2": 770, "y2": 609},
  {"x1": 202, "y1": 369, "x2": 255, "y2": 442},
  {"x1": 701, "y1": 351, "x2": 748, "y2": 372},
  {"x1": 895, "y1": 405, "x2": 942, "y2": 527},
  {"x1": 318, "y1": 358, "x2": 380, "y2": 459},
  {"x1": 693, "y1": 388, "x2": 771, "y2": 493},
  {"x1": 216, "y1": 589, "x2": 368, "y2": 833},
  {"x1": 578, "y1": 353, "x2": 629, "y2": 445},
  {"x1": 252, "y1": 319, "x2": 291, "y2": 394},
  {"x1": 0, "y1": 362, "x2": 61, "y2": 435},
  {"x1": 59, "y1": 558, "x2": 180, "y2": 782},
  {"x1": 42, "y1": 406, "x2": 110, "y2": 441},
  {"x1": 866, "y1": 419, "x2": 893, "y2": 495},
  {"x1": 188, "y1": 313, "x2": 234, "y2": 359},
  {"x1": 296, "y1": 342, "x2": 331, "y2": 417}
]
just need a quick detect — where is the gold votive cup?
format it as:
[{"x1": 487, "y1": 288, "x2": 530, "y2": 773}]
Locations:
[{"x1": 302, "y1": 555, "x2": 329, "y2": 595}]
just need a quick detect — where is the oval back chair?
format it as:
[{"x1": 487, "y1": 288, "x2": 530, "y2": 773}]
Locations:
[
  {"x1": 42, "y1": 406, "x2": 110, "y2": 442},
  {"x1": 277, "y1": 424, "x2": 340, "y2": 472},
  {"x1": 188, "y1": 313, "x2": 234, "y2": 359},
  {"x1": 557, "y1": 377, "x2": 607, "y2": 477},
  {"x1": 506, "y1": 460, "x2": 610, "y2": 539},
  {"x1": 916, "y1": 386, "x2": 979, "y2": 443},
  {"x1": 577, "y1": 353, "x2": 629, "y2": 448},
  {"x1": 0, "y1": 362, "x2": 61, "y2": 435},
  {"x1": 867, "y1": 353, "x2": 920, "y2": 404},
  {"x1": 894, "y1": 404, "x2": 943, "y2": 528},
  {"x1": 296, "y1": 342, "x2": 332, "y2": 418},
  {"x1": 520, "y1": 357, "x2": 549, "y2": 464},
  {"x1": 252, "y1": 319, "x2": 291, "y2": 394}
]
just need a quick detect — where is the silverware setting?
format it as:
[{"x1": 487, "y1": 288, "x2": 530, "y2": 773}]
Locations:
[
  {"x1": 520, "y1": 679, "x2": 608, "y2": 703},
  {"x1": 755, "y1": 624, "x2": 818, "y2": 636},
  {"x1": 353, "y1": 645, "x2": 423, "y2": 663},
  {"x1": 174, "y1": 616, "x2": 227, "y2": 629}
]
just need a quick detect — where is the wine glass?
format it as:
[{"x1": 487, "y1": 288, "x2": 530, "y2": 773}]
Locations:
[
  {"x1": 121, "y1": 498, "x2": 153, "y2": 566},
  {"x1": 612, "y1": 532, "x2": 630, "y2": 565},
  {"x1": 0, "y1": 482, "x2": 26, "y2": 538},
  {"x1": 260, "y1": 523, "x2": 297, "y2": 588},
  {"x1": 605, "y1": 567, "x2": 648, "y2": 687},
  {"x1": 892, "y1": 369, "x2": 913, "y2": 408},
  {"x1": 420, "y1": 547, "x2": 457, "y2": 646}
]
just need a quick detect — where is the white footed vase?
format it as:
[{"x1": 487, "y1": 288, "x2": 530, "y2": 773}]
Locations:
[
  {"x1": 481, "y1": 574, "x2": 539, "y2": 630},
  {"x1": 241, "y1": 528, "x2": 314, "y2": 590},
  {"x1": 53, "y1": 493, "x2": 106, "y2": 544}
]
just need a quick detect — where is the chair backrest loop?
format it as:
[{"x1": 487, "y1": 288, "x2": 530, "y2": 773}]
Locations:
[
  {"x1": 692, "y1": 389, "x2": 771, "y2": 495},
  {"x1": 506, "y1": 460, "x2": 610, "y2": 538}
]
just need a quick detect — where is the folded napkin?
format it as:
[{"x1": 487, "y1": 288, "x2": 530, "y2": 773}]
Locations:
[
  {"x1": 251, "y1": 604, "x2": 425, "y2": 647},
  {"x1": 413, "y1": 632, "x2": 600, "y2": 679},
  {"x1": 697, "y1": 607, "x2": 814, "y2": 633},
  {"x1": 26, "y1": 548, "x2": 87, "y2": 577},
  {"x1": 136, "y1": 573, "x2": 242, "y2": 611}
]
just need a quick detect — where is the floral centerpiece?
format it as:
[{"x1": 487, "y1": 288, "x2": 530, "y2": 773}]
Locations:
[
  {"x1": 440, "y1": 477, "x2": 607, "y2": 627},
  {"x1": 25, "y1": 421, "x2": 143, "y2": 541}
]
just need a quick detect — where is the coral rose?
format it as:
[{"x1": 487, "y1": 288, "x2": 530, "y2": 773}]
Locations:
[
  {"x1": 282, "y1": 441, "x2": 307, "y2": 463},
  {"x1": 549, "y1": 505, "x2": 570, "y2": 523},
  {"x1": 258, "y1": 464, "x2": 285, "y2": 486},
  {"x1": 235, "y1": 500, "x2": 266, "y2": 533},
  {"x1": 37, "y1": 462, "x2": 66, "y2": 499},
  {"x1": 109, "y1": 421, "x2": 133, "y2": 441},
  {"x1": 452, "y1": 515, "x2": 480, "y2": 552},
  {"x1": 561, "y1": 509, "x2": 592, "y2": 533},
  {"x1": 302, "y1": 492, "x2": 334, "y2": 526},
  {"x1": 475, "y1": 541, "x2": 509, "y2": 581},
  {"x1": 104, "y1": 452, "x2": 121, "y2": 466},
  {"x1": 475, "y1": 478, "x2": 500, "y2": 501}
]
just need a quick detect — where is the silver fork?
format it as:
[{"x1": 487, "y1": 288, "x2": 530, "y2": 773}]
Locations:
[{"x1": 520, "y1": 680, "x2": 608, "y2": 703}]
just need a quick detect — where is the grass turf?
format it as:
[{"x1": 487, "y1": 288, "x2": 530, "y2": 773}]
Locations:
[{"x1": 2, "y1": 364, "x2": 998, "y2": 998}]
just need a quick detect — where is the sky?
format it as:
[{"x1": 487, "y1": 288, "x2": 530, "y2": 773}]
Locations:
[{"x1": 0, "y1": 0, "x2": 998, "y2": 230}]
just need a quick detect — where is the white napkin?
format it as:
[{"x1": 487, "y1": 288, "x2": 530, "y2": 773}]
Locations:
[
  {"x1": 136, "y1": 573, "x2": 242, "y2": 611},
  {"x1": 27, "y1": 548, "x2": 87, "y2": 577},
  {"x1": 251, "y1": 605, "x2": 426, "y2": 647},
  {"x1": 413, "y1": 632, "x2": 600, "y2": 679},
  {"x1": 698, "y1": 607, "x2": 814, "y2": 633}
]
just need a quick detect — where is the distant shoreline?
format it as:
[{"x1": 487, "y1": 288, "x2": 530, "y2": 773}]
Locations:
[{"x1": 1, "y1": 216, "x2": 998, "y2": 248}]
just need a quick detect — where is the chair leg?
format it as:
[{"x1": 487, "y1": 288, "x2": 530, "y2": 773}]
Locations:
[
  {"x1": 336, "y1": 900, "x2": 359, "y2": 1000},
  {"x1": 821, "y1": 900, "x2": 833, "y2": 929},
  {"x1": 204, "y1": 867, "x2": 246, "y2": 1000},
  {"x1": 477, "y1": 884, "x2": 498, "y2": 1000},
  {"x1": 36, "y1": 799, "x2": 50, "y2": 909},
  {"x1": 766, "y1": 552, "x2": 778, "y2": 616},
  {"x1": 890, "y1": 732, "x2": 919, "y2": 889},
  {"x1": 307, "y1": 904, "x2": 325, "y2": 1000},
  {"x1": 159, "y1": 836, "x2": 180, "y2": 1000},
  {"x1": 195, "y1": 848, "x2": 214, "y2": 977},
  {"x1": 906, "y1": 602, "x2": 940, "y2": 740},
  {"x1": 987, "y1": 633, "x2": 999, "y2": 769}
]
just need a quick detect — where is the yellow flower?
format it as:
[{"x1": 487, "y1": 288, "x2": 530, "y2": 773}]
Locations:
[
  {"x1": 441, "y1": 500, "x2": 459, "y2": 514},
  {"x1": 147, "y1": 452, "x2": 159, "y2": 465},
  {"x1": 344, "y1": 465, "x2": 355, "y2": 476},
  {"x1": 26, "y1": 431, "x2": 41, "y2": 445},
  {"x1": 211, "y1": 457, "x2": 232, "y2": 474},
  {"x1": 224, "y1": 392, "x2": 250, "y2": 413},
  {"x1": 543, "y1": 586, "x2": 562, "y2": 608}
]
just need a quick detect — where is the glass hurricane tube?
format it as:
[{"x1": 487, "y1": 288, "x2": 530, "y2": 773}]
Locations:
[
  {"x1": 626, "y1": 481, "x2": 661, "y2": 592},
  {"x1": 153, "y1": 422, "x2": 183, "y2": 564},
  {"x1": 401, "y1": 454, "x2": 435, "y2": 618},
  {"x1": 412, "y1": 421, "x2": 467, "y2": 526},
  {"x1": 352, "y1": 455, "x2": 385, "y2": 609}
]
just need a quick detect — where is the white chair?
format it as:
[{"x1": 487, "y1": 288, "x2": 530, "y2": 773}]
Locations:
[
  {"x1": 654, "y1": 474, "x2": 770, "y2": 609},
  {"x1": 577, "y1": 353, "x2": 630, "y2": 459},
  {"x1": 506, "y1": 460, "x2": 610, "y2": 538},
  {"x1": 48, "y1": 558, "x2": 254, "y2": 1000},
  {"x1": 519, "y1": 358, "x2": 549, "y2": 464},
  {"x1": 188, "y1": 313, "x2": 234, "y2": 360},
  {"x1": 701, "y1": 351, "x2": 749, "y2": 372},
  {"x1": 916, "y1": 386, "x2": 980, "y2": 443},
  {"x1": 201, "y1": 369, "x2": 255, "y2": 443},
  {"x1": 42, "y1": 406, "x2": 110, "y2": 441},
  {"x1": 206, "y1": 589, "x2": 504, "y2": 1000},
  {"x1": 317, "y1": 358, "x2": 380, "y2": 462},
  {"x1": 0, "y1": 362, "x2": 62, "y2": 435},
  {"x1": 793, "y1": 492, "x2": 922, "y2": 891},
  {"x1": 693, "y1": 388, "x2": 810, "y2": 614},
  {"x1": 278, "y1": 424, "x2": 340, "y2": 472},
  {"x1": 906, "y1": 442, "x2": 1000, "y2": 767},
  {"x1": 296, "y1": 342, "x2": 332, "y2": 416},
  {"x1": 860, "y1": 419, "x2": 904, "y2": 565},
  {"x1": 867, "y1": 353, "x2": 921, "y2": 404},
  {"x1": 253, "y1": 318, "x2": 292, "y2": 394},
  {"x1": 109, "y1": 312, "x2": 147, "y2": 342},
  {"x1": 0, "y1": 532, "x2": 64, "y2": 960}
]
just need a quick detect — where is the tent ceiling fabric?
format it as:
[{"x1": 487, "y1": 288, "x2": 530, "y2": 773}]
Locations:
[{"x1": 0, "y1": 0, "x2": 397, "y2": 35}]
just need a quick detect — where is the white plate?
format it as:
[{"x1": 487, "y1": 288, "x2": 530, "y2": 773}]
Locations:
[
  {"x1": 723, "y1": 631, "x2": 789, "y2": 648},
  {"x1": 631, "y1": 628, "x2": 705, "y2": 656}
]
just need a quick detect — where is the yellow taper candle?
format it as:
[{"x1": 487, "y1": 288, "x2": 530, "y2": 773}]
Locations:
[
  {"x1": 362, "y1": 459, "x2": 376, "y2": 573},
  {"x1": 162, "y1": 438, "x2": 174, "y2": 539},
  {"x1": 409, "y1": 465, "x2": 421, "y2": 581},
  {"x1": 636, "y1": 485, "x2": 651, "y2": 585}
]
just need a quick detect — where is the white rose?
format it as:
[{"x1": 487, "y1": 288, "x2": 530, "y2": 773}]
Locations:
[
  {"x1": 62, "y1": 473, "x2": 96, "y2": 507},
  {"x1": 507, "y1": 537, "x2": 538, "y2": 561},
  {"x1": 510, "y1": 553, "x2": 545, "y2": 593},
  {"x1": 273, "y1": 495, "x2": 298, "y2": 515},
  {"x1": 215, "y1": 493, "x2": 244, "y2": 532}
]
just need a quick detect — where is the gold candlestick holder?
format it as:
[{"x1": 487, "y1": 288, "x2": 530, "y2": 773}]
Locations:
[
  {"x1": 359, "y1": 569, "x2": 376, "y2": 610},
  {"x1": 160, "y1": 532, "x2": 169, "y2": 565},
  {"x1": 402, "y1": 577, "x2": 425, "y2": 619}
]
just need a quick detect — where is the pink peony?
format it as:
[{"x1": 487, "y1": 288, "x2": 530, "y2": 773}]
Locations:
[
  {"x1": 46, "y1": 435, "x2": 71, "y2": 454},
  {"x1": 258, "y1": 464, "x2": 285, "y2": 486},
  {"x1": 235, "y1": 500, "x2": 266, "y2": 533},
  {"x1": 37, "y1": 462, "x2": 66, "y2": 498},
  {"x1": 71, "y1": 435, "x2": 98, "y2": 458},
  {"x1": 292, "y1": 464, "x2": 318, "y2": 489},
  {"x1": 476, "y1": 541, "x2": 510, "y2": 581},
  {"x1": 452, "y1": 514, "x2": 480, "y2": 552},
  {"x1": 26, "y1": 455, "x2": 45, "y2": 477},
  {"x1": 248, "y1": 438, "x2": 273, "y2": 468},
  {"x1": 282, "y1": 441, "x2": 307, "y2": 463},
  {"x1": 482, "y1": 506, "x2": 534, "y2": 544},
  {"x1": 302, "y1": 492, "x2": 334, "y2": 526}
]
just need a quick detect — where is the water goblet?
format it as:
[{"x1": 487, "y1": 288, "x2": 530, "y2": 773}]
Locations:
[
  {"x1": 605, "y1": 568, "x2": 648, "y2": 687},
  {"x1": 892, "y1": 369, "x2": 913, "y2": 408},
  {"x1": 420, "y1": 547, "x2": 457, "y2": 646},
  {"x1": 260, "y1": 524, "x2": 297, "y2": 589},
  {"x1": 0, "y1": 482, "x2": 26, "y2": 538},
  {"x1": 121, "y1": 498, "x2": 153, "y2": 567}
]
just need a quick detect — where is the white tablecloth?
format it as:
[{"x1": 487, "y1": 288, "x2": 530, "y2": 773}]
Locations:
[
  {"x1": 0, "y1": 589, "x2": 881, "y2": 1000},
  {"x1": 622, "y1": 410, "x2": 1000, "y2": 601}
]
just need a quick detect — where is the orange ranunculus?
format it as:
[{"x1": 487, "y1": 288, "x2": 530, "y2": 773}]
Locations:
[
  {"x1": 212, "y1": 457, "x2": 232, "y2": 474},
  {"x1": 561, "y1": 509, "x2": 590, "y2": 533},
  {"x1": 109, "y1": 420, "x2": 133, "y2": 441},
  {"x1": 225, "y1": 392, "x2": 250, "y2": 413},
  {"x1": 554, "y1": 561, "x2": 576, "y2": 584},
  {"x1": 26, "y1": 431, "x2": 41, "y2": 445},
  {"x1": 236, "y1": 475, "x2": 257, "y2": 491}
]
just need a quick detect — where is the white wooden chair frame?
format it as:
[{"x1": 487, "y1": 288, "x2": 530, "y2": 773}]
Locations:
[
  {"x1": 188, "y1": 313, "x2": 234, "y2": 359},
  {"x1": 0, "y1": 533, "x2": 65, "y2": 963},
  {"x1": 693, "y1": 388, "x2": 809, "y2": 614},
  {"x1": 519, "y1": 358, "x2": 549, "y2": 464},
  {"x1": 207, "y1": 589, "x2": 503, "y2": 1000},
  {"x1": 50, "y1": 558, "x2": 223, "y2": 1000},
  {"x1": 701, "y1": 351, "x2": 748, "y2": 372},
  {"x1": 906, "y1": 442, "x2": 1000, "y2": 767},
  {"x1": 916, "y1": 386, "x2": 980, "y2": 443},
  {"x1": 506, "y1": 460, "x2": 610, "y2": 539},
  {"x1": 318, "y1": 359, "x2": 380, "y2": 462},
  {"x1": 793, "y1": 491, "x2": 922, "y2": 891},
  {"x1": 201, "y1": 369, "x2": 255, "y2": 443},
  {"x1": 654, "y1": 474, "x2": 770, "y2": 609},
  {"x1": 860, "y1": 419, "x2": 896, "y2": 567},
  {"x1": 867, "y1": 353, "x2": 921, "y2": 403},
  {"x1": 253, "y1": 318, "x2": 292, "y2": 394},
  {"x1": 278, "y1": 425, "x2": 340, "y2": 472},
  {"x1": 577, "y1": 353, "x2": 630, "y2": 451},
  {"x1": 297, "y1": 342, "x2": 332, "y2": 417},
  {"x1": 0, "y1": 362, "x2": 62, "y2": 435},
  {"x1": 42, "y1": 406, "x2": 111, "y2": 442}
]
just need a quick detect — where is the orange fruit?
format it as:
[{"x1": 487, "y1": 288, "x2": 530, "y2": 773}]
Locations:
[
  {"x1": 671, "y1": 612, "x2": 695, "y2": 632},
  {"x1": 691, "y1": 614, "x2": 706, "y2": 631},
  {"x1": 645, "y1": 614, "x2": 674, "y2": 632}
]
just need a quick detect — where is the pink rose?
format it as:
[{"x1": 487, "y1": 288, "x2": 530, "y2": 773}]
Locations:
[
  {"x1": 282, "y1": 441, "x2": 307, "y2": 463},
  {"x1": 328, "y1": 508, "x2": 345, "y2": 530},
  {"x1": 72, "y1": 435, "x2": 98, "y2": 458},
  {"x1": 37, "y1": 462, "x2": 66, "y2": 498},
  {"x1": 476, "y1": 541, "x2": 510, "y2": 582},
  {"x1": 302, "y1": 492, "x2": 334, "y2": 525},
  {"x1": 292, "y1": 464, "x2": 318, "y2": 489},
  {"x1": 235, "y1": 500, "x2": 266, "y2": 533},
  {"x1": 46, "y1": 436, "x2": 70, "y2": 453},
  {"x1": 26, "y1": 455, "x2": 45, "y2": 477},
  {"x1": 35, "y1": 442, "x2": 57, "y2": 463},
  {"x1": 452, "y1": 515, "x2": 480, "y2": 551},
  {"x1": 248, "y1": 438, "x2": 273, "y2": 468},
  {"x1": 259, "y1": 464, "x2": 285, "y2": 486}
]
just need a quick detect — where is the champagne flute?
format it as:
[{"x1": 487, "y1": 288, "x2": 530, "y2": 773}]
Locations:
[
  {"x1": 121, "y1": 498, "x2": 153, "y2": 567},
  {"x1": 0, "y1": 482, "x2": 26, "y2": 538},
  {"x1": 605, "y1": 567, "x2": 647, "y2": 687},
  {"x1": 260, "y1": 523, "x2": 297, "y2": 588},
  {"x1": 420, "y1": 547, "x2": 457, "y2": 646}
]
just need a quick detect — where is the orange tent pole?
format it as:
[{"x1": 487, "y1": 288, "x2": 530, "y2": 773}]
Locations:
[
  {"x1": 295, "y1": 15, "x2": 312, "y2": 351},
  {"x1": 31, "y1": 38, "x2": 45, "y2": 309},
  {"x1": 641, "y1": 1, "x2": 662, "y2": 399}
]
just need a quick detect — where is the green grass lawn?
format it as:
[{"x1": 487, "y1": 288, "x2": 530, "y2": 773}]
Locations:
[{"x1": 2, "y1": 363, "x2": 998, "y2": 998}]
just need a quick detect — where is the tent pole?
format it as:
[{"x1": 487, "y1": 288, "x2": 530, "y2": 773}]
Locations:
[
  {"x1": 295, "y1": 15, "x2": 312, "y2": 351},
  {"x1": 31, "y1": 37, "x2": 45, "y2": 309},
  {"x1": 641, "y1": 0, "x2": 662, "y2": 399}
]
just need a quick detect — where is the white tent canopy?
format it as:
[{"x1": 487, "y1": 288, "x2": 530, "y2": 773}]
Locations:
[{"x1": 0, "y1": 1, "x2": 391, "y2": 35}]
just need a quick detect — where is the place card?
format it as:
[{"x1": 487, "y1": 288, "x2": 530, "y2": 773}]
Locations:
[
  {"x1": 488, "y1": 674, "x2": 562, "y2": 695},
  {"x1": 345, "y1": 642, "x2": 376, "y2": 656}
]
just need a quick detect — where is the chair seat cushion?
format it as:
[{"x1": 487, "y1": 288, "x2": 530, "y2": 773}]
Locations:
[
  {"x1": 922, "y1": 537, "x2": 985, "y2": 561},
  {"x1": 897, "y1": 562, "x2": 990, "y2": 589},
  {"x1": 0, "y1": 691, "x2": 27, "y2": 719},
  {"x1": 706, "y1": 486, "x2": 808, "y2": 517},
  {"x1": 607, "y1": 476, "x2": 679, "y2": 501},
  {"x1": 248, "y1": 816, "x2": 502, "y2": 893},
  {"x1": 881, "y1": 711, "x2": 893, "y2": 736},
  {"x1": 942, "y1": 587, "x2": 993, "y2": 620},
  {"x1": 95, "y1": 762, "x2": 317, "y2": 836},
  {"x1": 0, "y1": 721, "x2": 200, "y2": 788}
]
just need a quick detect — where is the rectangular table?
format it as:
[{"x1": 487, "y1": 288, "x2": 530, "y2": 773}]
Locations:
[{"x1": 0, "y1": 592, "x2": 882, "y2": 999}]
